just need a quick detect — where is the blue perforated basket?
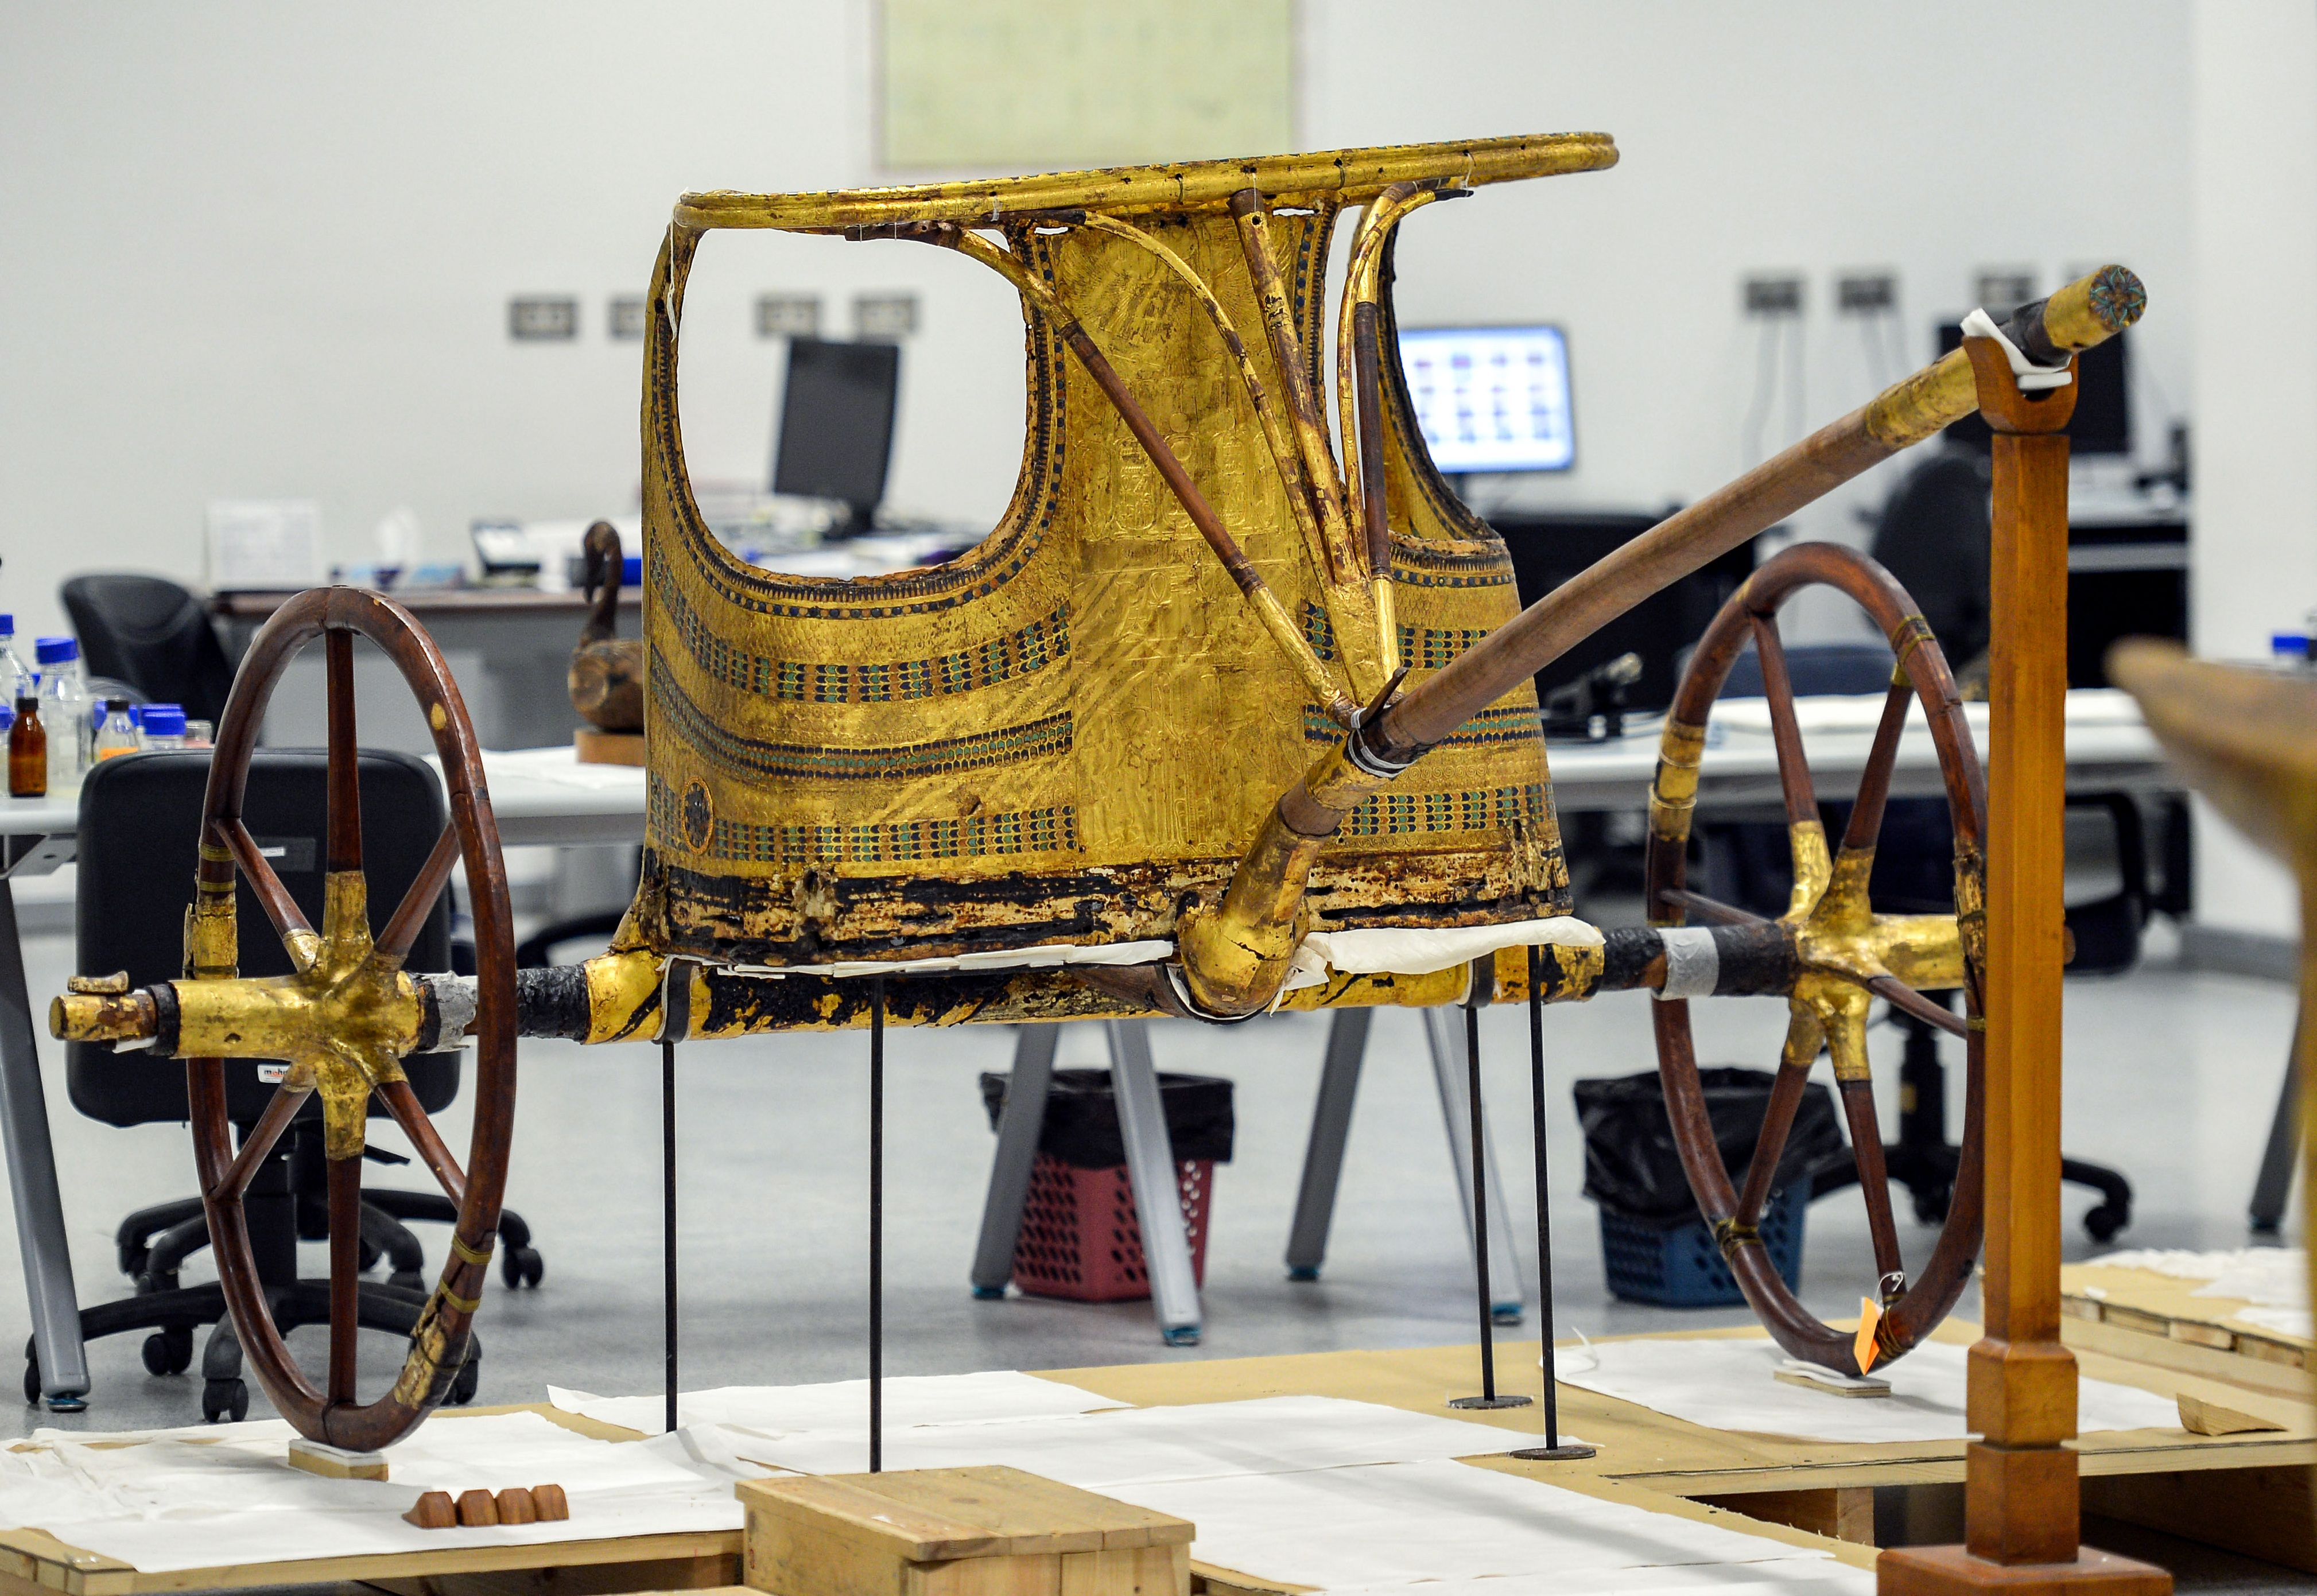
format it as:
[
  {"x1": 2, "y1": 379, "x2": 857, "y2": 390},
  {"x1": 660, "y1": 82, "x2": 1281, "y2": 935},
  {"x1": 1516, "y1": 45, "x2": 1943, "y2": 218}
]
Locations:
[{"x1": 1597, "y1": 1184, "x2": 1808, "y2": 1307}]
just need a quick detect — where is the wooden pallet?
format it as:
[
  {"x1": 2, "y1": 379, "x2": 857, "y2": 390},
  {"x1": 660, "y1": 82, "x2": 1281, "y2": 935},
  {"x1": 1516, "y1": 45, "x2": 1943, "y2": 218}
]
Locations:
[{"x1": 2059, "y1": 1260, "x2": 2312, "y2": 1397}]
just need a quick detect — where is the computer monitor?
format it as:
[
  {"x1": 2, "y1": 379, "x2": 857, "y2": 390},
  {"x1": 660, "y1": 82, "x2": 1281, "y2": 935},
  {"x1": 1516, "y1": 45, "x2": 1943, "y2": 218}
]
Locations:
[
  {"x1": 1934, "y1": 321, "x2": 2129, "y2": 455},
  {"x1": 1396, "y1": 325, "x2": 1575, "y2": 475},
  {"x1": 772, "y1": 337, "x2": 902, "y2": 534}
]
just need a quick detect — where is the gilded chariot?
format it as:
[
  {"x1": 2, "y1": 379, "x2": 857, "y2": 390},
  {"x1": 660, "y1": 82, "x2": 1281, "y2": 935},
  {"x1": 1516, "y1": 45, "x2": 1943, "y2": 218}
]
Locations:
[{"x1": 52, "y1": 134, "x2": 2143, "y2": 1451}]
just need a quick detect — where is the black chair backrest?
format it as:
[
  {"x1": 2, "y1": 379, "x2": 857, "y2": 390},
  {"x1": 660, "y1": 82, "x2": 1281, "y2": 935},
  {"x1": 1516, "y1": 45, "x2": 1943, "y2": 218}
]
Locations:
[
  {"x1": 1721, "y1": 640, "x2": 1896, "y2": 699},
  {"x1": 69, "y1": 750, "x2": 457, "y2": 1129},
  {"x1": 1868, "y1": 450, "x2": 1993, "y2": 675},
  {"x1": 60, "y1": 574, "x2": 237, "y2": 725}
]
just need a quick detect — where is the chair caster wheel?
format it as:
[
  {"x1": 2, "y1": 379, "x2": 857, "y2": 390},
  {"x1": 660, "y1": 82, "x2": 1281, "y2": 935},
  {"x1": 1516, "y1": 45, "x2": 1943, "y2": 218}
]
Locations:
[
  {"x1": 1287, "y1": 1266, "x2": 1319, "y2": 1282},
  {"x1": 203, "y1": 1377, "x2": 250, "y2": 1423},
  {"x1": 1491, "y1": 1304, "x2": 1524, "y2": 1327},
  {"x1": 971, "y1": 1285, "x2": 1006, "y2": 1300},
  {"x1": 448, "y1": 1349, "x2": 481, "y2": 1405},
  {"x1": 389, "y1": 1269, "x2": 425, "y2": 1293},
  {"x1": 142, "y1": 1327, "x2": 195, "y2": 1377},
  {"x1": 359, "y1": 1238, "x2": 382, "y2": 1273},
  {"x1": 22, "y1": 1357, "x2": 39, "y2": 1406},
  {"x1": 2084, "y1": 1203, "x2": 2130, "y2": 1243},
  {"x1": 1911, "y1": 1188, "x2": 1952, "y2": 1226},
  {"x1": 499, "y1": 1245, "x2": 544, "y2": 1289},
  {"x1": 1161, "y1": 1327, "x2": 1201, "y2": 1347}
]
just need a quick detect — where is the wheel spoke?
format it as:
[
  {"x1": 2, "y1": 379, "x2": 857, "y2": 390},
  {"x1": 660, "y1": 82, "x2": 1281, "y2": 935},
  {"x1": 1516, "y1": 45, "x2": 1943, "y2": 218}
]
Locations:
[
  {"x1": 1864, "y1": 973, "x2": 1971, "y2": 1039},
  {"x1": 326, "y1": 629, "x2": 363, "y2": 877},
  {"x1": 221, "y1": 818, "x2": 314, "y2": 945},
  {"x1": 379, "y1": 1079, "x2": 466, "y2": 1205},
  {"x1": 328, "y1": 1152, "x2": 362, "y2": 1405},
  {"x1": 1655, "y1": 887, "x2": 1766, "y2": 927},
  {"x1": 1733, "y1": 1012, "x2": 1821, "y2": 1226},
  {"x1": 378, "y1": 826, "x2": 460, "y2": 965},
  {"x1": 213, "y1": 1081, "x2": 313, "y2": 1203},
  {"x1": 1839, "y1": 677, "x2": 1916, "y2": 855},
  {"x1": 1837, "y1": 1077, "x2": 1907, "y2": 1283},
  {"x1": 1749, "y1": 613, "x2": 1818, "y2": 826}
]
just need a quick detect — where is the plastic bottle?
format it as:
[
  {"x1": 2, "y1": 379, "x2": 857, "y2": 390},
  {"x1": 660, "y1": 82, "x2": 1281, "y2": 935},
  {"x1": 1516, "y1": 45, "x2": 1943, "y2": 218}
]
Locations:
[
  {"x1": 141, "y1": 704, "x2": 187, "y2": 751},
  {"x1": 33, "y1": 638, "x2": 87, "y2": 789},
  {"x1": 92, "y1": 699, "x2": 139, "y2": 762},
  {"x1": 0, "y1": 617, "x2": 31, "y2": 737},
  {"x1": 8, "y1": 697, "x2": 44, "y2": 798},
  {"x1": 2274, "y1": 633, "x2": 2311, "y2": 671}
]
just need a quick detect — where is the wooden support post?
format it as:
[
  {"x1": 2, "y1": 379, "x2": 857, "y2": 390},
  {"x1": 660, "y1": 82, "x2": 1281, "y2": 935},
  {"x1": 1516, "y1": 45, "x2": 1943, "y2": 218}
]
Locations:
[{"x1": 1878, "y1": 345, "x2": 2168, "y2": 1595}]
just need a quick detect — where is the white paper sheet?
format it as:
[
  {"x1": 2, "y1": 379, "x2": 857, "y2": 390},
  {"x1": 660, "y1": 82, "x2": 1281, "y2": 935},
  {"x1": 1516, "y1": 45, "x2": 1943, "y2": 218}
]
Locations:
[
  {"x1": 1115, "y1": 1461, "x2": 1864, "y2": 1594},
  {"x1": 1, "y1": 1412, "x2": 748, "y2": 1574},
  {"x1": 2092, "y1": 1246, "x2": 2312, "y2": 1337},
  {"x1": 1556, "y1": 1337, "x2": 2179, "y2": 1444},
  {"x1": 548, "y1": 1369, "x2": 1119, "y2": 1436},
  {"x1": 701, "y1": 1395, "x2": 1528, "y2": 1485}
]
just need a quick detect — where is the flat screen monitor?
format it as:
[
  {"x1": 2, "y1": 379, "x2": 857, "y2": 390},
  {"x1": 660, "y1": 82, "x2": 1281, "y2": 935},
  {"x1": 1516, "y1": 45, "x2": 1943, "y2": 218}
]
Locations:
[
  {"x1": 1397, "y1": 325, "x2": 1575, "y2": 475},
  {"x1": 1934, "y1": 321, "x2": 2129, "y2": 455},
  {"x1": 772, "y1": 337, "x2": 902, "y2": 532}
]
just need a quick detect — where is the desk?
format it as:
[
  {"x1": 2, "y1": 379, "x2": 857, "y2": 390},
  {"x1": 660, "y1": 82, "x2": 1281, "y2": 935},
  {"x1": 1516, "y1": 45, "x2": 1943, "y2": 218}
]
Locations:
[
  {"x1": 0, "y1": 694, "x2": 2175, "y2": 1408},
  {"x1": 212, "y1": 589, "x2": 642, "y2": 755}
]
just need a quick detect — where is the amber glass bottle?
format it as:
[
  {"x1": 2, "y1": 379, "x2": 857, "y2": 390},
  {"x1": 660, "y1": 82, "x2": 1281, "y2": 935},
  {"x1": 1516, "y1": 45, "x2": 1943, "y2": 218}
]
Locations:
[{"x1": 8, "y1": 696, "x2": 45, "y2": 797}]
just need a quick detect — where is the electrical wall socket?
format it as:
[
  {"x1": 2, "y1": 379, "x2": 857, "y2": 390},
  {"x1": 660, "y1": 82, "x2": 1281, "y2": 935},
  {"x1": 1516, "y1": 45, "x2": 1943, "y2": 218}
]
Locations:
[
  {"x1": 756, "y1": 293, "x2": 822, "y2": 339},
  {"x1": 607, "y1": 295, "x2": 647, "y2": 340},
  {"x1": 1835, "y1": 273, "x2": 1896, "y2": 313},
  {"x1": 508, "y1": 296, "x2": 579, "y2": 341},
  {"x1": 1743, "y1": 275, "x2": 1804, "y2": 316},
  {"x1": 1974, "y1": 270, "x2": 2036, "y2": 315},
  {"x1": 854, "y1": 292, "x2": 919, "y2": 339}
]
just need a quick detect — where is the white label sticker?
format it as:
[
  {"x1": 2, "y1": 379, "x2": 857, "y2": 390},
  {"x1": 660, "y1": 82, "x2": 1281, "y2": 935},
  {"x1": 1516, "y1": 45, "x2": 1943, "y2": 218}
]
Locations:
[{"x1": 257, "y1": 1064, "x2": 288, "y2": 1084}]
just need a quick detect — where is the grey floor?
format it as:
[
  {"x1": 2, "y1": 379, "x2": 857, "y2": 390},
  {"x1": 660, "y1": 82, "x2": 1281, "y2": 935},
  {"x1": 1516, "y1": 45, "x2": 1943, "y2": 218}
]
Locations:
[{"x1": 1, "y1": 915, "x2": 2305, "y2": 1589}]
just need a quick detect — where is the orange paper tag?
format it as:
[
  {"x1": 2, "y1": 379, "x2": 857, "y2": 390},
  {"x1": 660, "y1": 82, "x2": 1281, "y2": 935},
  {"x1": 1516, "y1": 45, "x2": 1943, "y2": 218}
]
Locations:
[{"x1": 1854, "y1": 1296, "x2": 1884, "y2": 1373}]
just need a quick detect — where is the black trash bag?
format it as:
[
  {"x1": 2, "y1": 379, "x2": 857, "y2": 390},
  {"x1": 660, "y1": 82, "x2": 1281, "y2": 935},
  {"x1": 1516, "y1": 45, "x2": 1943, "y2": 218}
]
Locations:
[
  {"x1": 1576, "y1": 1067, "x2": 1848, "y2": 1231},
  {"x1": 979, "y1": 1067, "x2": 1235, "y2": 1169}
]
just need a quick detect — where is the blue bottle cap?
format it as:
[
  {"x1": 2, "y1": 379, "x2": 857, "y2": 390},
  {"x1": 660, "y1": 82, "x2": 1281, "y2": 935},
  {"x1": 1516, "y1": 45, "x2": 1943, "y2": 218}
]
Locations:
[
  {"x1": 623, "y1": 553, "x2": 643, "y2": 587},
  {"x1": 142, "y1": 705, "x2": 187, "y2": 737},
  {"x1": 2272, "y1": 632, "x2": 2310, "y2": 657},
  {"x1": 33, "y1": 636, "x2": 76, "y2": 666},
  {"x1": 0, "y1": 615, "x2": 12, "y2": 634}
]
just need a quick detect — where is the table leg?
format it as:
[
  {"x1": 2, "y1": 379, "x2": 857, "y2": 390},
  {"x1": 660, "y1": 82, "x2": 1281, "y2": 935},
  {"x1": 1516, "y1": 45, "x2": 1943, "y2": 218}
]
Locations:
[
  {"x1": 1286, "y1": 1007, "x2": 1369, "y2": 1280},
  {"x1": 1424, "y1": 1007, "x2": 1525, "y2": 1323},
  {"x1": 970, "y1": 1025, "x2": 1058, "y2": 1298},
  {"x1": 2250, "y1": 1021, "x2": 2300, "y2": 1233},
  {"x1": 1105, "y1": 1020, "x2": 1201, "y2": 1346},
  {"x1": 0, "y1": 876, "x2": 88, "y2": 1407}
]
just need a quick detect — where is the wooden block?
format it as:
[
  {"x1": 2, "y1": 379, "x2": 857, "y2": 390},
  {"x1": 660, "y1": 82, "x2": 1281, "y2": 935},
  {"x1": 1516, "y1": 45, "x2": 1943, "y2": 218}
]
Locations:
[
  {"x1": 458, "y1": 1488, "x2": 502, "y2": 1527},
  {"x1": 1773, "y1": 1369, "x2": 1891, "y2": 1399},
  {"x1": 740, "y1": 1467, "x2": 1192, "y2": 1596},
  {"x1": 535, "y1": 1481, "x2": 572, "y2": 1521},
  {"x1": 1877, "y1": 1544, "x2": 2173, "y2": 1593},
  {"x1": 403, "y1": 1490, "x2": 457, "y2": 1529},
  {"x1": 287, "y1": 1437, "x2": 390, "y2": 1481},
  {"x1": 575, "y1": 727, "x2": 646, "y2": 766},
  {"x1": 1696, "y1": 1486, "x2": 1874, "y2": 1545},
  {"x1": 2176, "y1": 1393, "x2": 2285, "y2": 1436},
  {"x1": 498, "y1": 1486, "x2": 540, "y2": 1525},
  {"x1": 2167, "y1": 1320, "x2": 2235, "y2": 1351}
]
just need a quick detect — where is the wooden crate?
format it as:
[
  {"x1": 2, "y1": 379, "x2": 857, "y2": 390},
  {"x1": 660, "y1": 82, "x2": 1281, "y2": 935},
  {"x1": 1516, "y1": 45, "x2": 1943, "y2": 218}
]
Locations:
[
  {"x1": 2059, "y1": 1260, "x2": 2312, "y2": 1397},
  {"x1": 740, "y1": 1466, "x2": 1191, "y2": 1596}
]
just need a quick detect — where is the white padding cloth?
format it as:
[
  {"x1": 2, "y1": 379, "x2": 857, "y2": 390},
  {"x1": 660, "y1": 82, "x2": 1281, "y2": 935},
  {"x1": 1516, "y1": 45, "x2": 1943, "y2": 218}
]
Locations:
[
  {"x1": 1289, "y1": 917, "x2": 1605, "y2": 988},
  {"x1": 728, "y1": 939, "x2": 1174, "y2": 980},
  {"x1": 1653, "y1": 926, "x2": 1718, "y2": 1001},
  {"x1": 1959, "y1": 306, "x2": 2073, "y2": 391}
]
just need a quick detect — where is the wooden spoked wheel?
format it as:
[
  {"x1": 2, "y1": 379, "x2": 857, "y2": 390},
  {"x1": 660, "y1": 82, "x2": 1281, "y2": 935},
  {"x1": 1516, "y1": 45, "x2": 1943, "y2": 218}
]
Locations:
[
  {"x1": 1645, "y1": 543, "x2": 1988, "y2": 1375},
  {"x1": 190, "y1": 588, "x2": 515, "y2": 1450}
]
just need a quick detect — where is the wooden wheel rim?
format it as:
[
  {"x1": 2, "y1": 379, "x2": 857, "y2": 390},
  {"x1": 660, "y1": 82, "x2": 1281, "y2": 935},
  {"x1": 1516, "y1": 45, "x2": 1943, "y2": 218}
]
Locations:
[
  {"x1": 1644, "y1": 543, "x2": 1987, "y2": 1374},
  {"x1": 188, "y1": 587, "x2": 515, "y2": 1450}
]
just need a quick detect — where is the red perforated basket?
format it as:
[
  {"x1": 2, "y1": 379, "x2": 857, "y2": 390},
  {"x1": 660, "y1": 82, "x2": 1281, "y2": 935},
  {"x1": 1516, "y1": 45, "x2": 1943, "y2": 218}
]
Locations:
[{"x1": 1011, "y1": 1153, "x2": 1213, "y2": 1303}]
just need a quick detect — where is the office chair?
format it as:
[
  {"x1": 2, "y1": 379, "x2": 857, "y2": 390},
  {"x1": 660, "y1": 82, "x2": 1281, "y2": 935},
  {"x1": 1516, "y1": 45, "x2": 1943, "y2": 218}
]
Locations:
[
  {"x1": 44, "y1": 750, "x2": 543, "y2": 1422},
  {"x1": 1701, "y1": 636, "x2": 2136, "y2": 1241},
  {"x1": 60, "y1": 574, "x2": 237, "y2": 725}
]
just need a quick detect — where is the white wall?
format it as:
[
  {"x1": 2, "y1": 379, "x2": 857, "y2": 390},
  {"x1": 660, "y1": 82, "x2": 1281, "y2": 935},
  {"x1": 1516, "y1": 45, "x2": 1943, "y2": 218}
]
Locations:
[
  {"x1": 2186, "y1": 0, "x2": 2317, "y2": 944},
  {"x1": 1, "y1": 1, "x2": 2194, "y2": 653}
]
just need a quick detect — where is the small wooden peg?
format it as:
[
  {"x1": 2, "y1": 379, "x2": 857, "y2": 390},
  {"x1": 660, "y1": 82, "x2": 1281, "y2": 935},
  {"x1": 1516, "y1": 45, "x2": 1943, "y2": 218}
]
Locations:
[
  {"x1": 403, "y1": 1490, "x2": 456, "y2": 1529},
  {"x1": 2178, "y1": 1392, "x2": 2286, "y2": 1436},
  {"x1": 531, "y1": 1482, "x2": 570, "y2": 1521},
  {"x1": 495, "y1": 1486, "x2": 539, "y2": 1524},
  {"x1": 455, "y1": 1488, "x2": 500, "y2": 1527}
]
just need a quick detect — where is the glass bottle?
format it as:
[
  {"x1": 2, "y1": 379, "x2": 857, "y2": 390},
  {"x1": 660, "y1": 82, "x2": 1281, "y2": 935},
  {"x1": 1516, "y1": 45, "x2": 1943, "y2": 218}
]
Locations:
[
  {"x1": 141, "y1": 704, "x2": 187, "y2": 751},
  {"x1": 33, "y1": 637, "x2": 88, "y2": 789},
  {"x1": 92, "y1": 699, "x2": 139, "y2": 762},
  {"x1": 0, "y1": 616, "x2": 30, "y2": 738},
  {"x1": 8, "y1": 697, "x2": 44, "y2": 798}
]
